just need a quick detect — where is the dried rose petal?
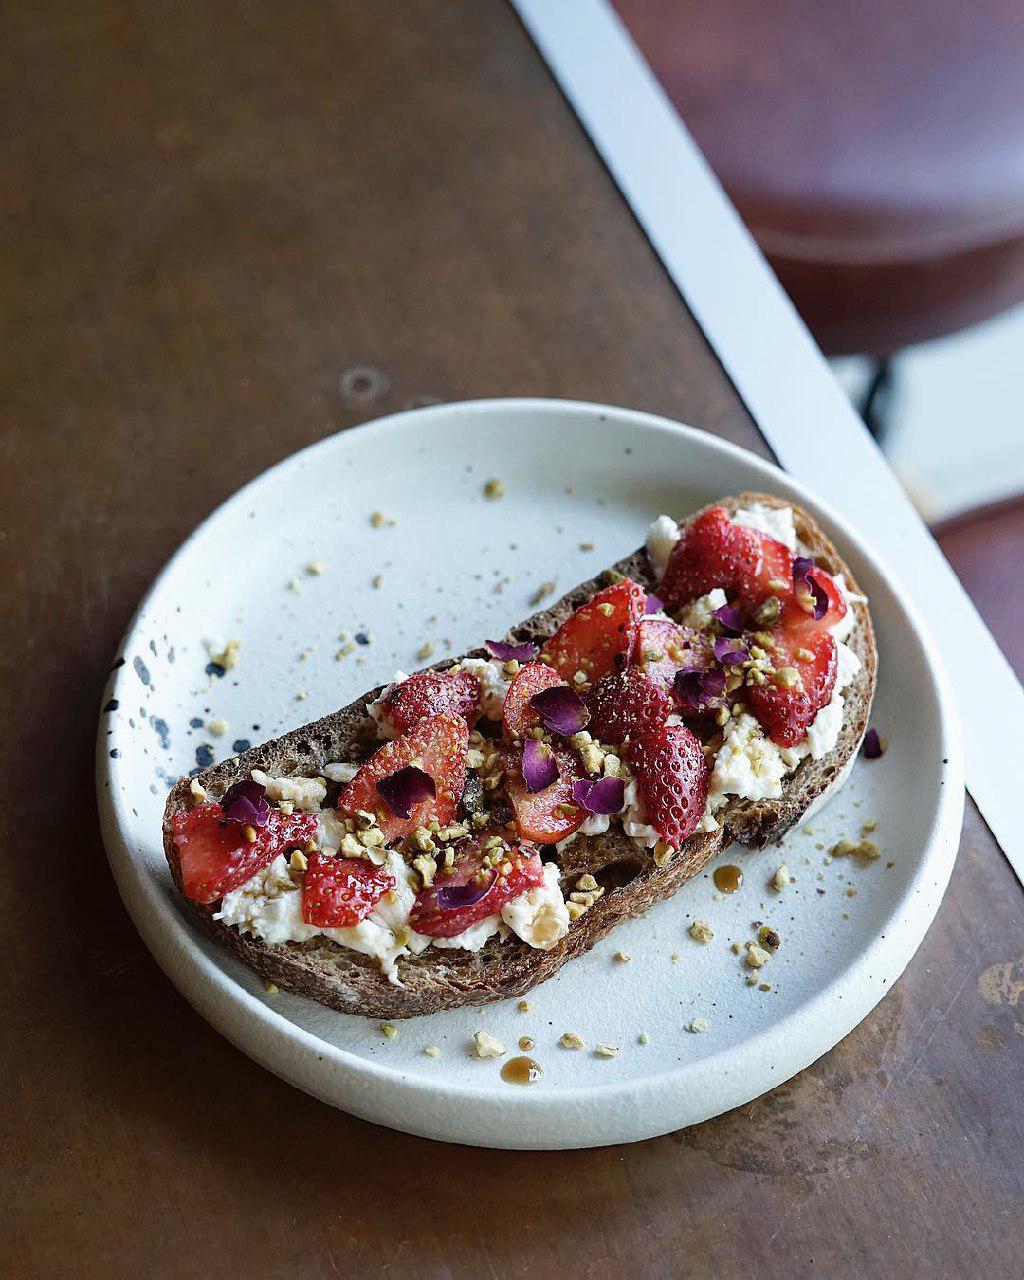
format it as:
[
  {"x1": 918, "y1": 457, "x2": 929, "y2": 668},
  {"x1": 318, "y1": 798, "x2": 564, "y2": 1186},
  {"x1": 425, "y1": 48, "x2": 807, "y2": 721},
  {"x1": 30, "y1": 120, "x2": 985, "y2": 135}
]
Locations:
[
  {"x1": 713, "y1": 603, "x2": 743, "y2": 635},
  {"x1": 713, "y1": 635, "x2": 749, "y2": 667},
  {"x1": 522, "y1": 738, "x2": 559, "y2": 792},
  {"x1": 221, "y1": 779, "x2": 270, "y2": 828},
  {"x1": 529, "y1": 684, "x2": 590, "y2": 736},
  {"x1": 571, "y1": 775, "x2": 626, "y2": 815},
  {"x1": 862, "y1": 728, "x2": 886, "y2": 760},
  {"x1": 644, "y1": 593, "x2": 666, "y2": 615},
  {"x1": 376, "y1": 765, "x2": 436, "y2": 818},
  {"x1": 485, "y1": 638, "x2": 540, "y2": 663}
]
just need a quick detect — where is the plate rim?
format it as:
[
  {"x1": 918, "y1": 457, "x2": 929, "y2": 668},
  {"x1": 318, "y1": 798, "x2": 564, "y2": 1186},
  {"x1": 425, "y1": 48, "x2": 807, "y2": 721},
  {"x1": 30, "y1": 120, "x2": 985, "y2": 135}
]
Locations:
[{"x1": 96, "y1": 396, "x2": 964, "y2": 1147}]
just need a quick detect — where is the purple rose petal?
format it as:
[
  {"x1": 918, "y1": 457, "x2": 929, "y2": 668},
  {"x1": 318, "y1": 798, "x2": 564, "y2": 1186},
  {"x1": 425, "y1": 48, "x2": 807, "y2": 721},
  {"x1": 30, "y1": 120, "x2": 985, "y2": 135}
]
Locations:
[
  {"x1": 376, "y1": 765, "x2": 436, "y2": 818},
  {"x1": 435, "y1": 873, "x2": 495, "y2": 911},
  {"x1": 861, "y1": 728, "x2": 886, "y2": 760},
  {"x1": 713, "y1": 635, "x2": 749, "y2": 667},
  {"x1": 644, "y1": 593, "x2": 666, "y2": 615},
  {"x1": 522, "y1": 738, "x2": 559, "y2": 792},
  {"x1": 571, "y1": 775, "x2": 626, "y2": 816},
  {"x1": 529, "y1": 684, "x2": 590, "y2": 735},
  {"x1": 485, "y1": 638, "x2": 540, "y2": 663},
  {"x1": 674, "y1": 665, "x2": 726, "y2": 710},
  {"x1": 221, "y1": 779, "x2": 270, "y2": 828},
  {"x1": 792, "y1": 556, "x2": 829, "y2": 621},
  {"x1": 713, "y1": 603, "x2": 744, "y2": 635}
]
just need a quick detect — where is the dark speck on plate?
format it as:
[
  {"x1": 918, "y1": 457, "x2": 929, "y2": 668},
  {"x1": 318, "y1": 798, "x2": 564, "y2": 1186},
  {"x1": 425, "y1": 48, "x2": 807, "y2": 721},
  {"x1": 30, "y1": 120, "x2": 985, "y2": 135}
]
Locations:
[
  {"x1": 110, "y1": 748, "x2": 120, "y2": 758},
  {"x1": 133, "y1": 656, "x2": 151, "y2": 686},
  {"x1": 149, "y1": 639, "x2": 157, "y2": 655},
  {"x1": 195, "y1": 744, "x2": 215, "y2": 769},
  {"x1": 205, "y1": 661, "x2": 226, "y2": 678},
  {"x1": 816, "y1": 888, "x2": 825, "y2": 896},
  {"x1": 190, "y1": 716, "x2": 203, "y2": 729},
  {"x1": 355, "y1": 632, "x2": 369, "y2": 646},
  {"x1": 103, "y1": 698, "x2": 119, "y2": 713},
  {"x1": 232, "y1": 739, "x2": 251, "y2": 753},
  {"x1": 152, "y1": 717, "x2": 170, "y2": 749}
]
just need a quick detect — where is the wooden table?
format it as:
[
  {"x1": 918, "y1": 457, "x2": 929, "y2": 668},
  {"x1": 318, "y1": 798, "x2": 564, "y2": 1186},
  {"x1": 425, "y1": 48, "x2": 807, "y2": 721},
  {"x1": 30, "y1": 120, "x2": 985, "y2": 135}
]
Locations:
[{"x1": 3, "y1": 2, "x2": 1021, "y2": 1275}]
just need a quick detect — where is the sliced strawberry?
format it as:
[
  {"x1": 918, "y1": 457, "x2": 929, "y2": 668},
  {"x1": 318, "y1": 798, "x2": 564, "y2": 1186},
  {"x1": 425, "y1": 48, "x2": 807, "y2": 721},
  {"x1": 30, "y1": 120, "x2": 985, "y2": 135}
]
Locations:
[
  {"x1": 171, "y1": 803, "x2": 318, "y2": 905},
  {"x1": 585, "y1": 667, "x2": 673, "y2": 743},
  {"x1": 301, "y1": 853, "x2": 395, "y2": 928},
  {"x1": 630, "y1": 722, "x2": 710, "y2": 848},
  {"x1": 503, "y1": 660, "x2": 563, "y2": 738},
  {"x1": 747, "y1": 630, "x2": 837, "y2": 747},
  {"x1": 545, "y1": 578, "x2": 644, "y2": 685},
  {"x1": 634, "y1": 617, "x2": 709, "y2": 689},
  {"x1": 337, "y1": 713, "x2": 468, "y2": 843},
  {"x1": 379, "y1": 668, "x2": 480, "y2": 736},
  {"x1": 659, "y1": 507, "x2": 760, "y2": 607},
  {"x1": 505, "y1": 743, "x2": 587, "y2": 843},
  {"x1": 409, "y1": 834, "x2": 546, "y2": 937}
]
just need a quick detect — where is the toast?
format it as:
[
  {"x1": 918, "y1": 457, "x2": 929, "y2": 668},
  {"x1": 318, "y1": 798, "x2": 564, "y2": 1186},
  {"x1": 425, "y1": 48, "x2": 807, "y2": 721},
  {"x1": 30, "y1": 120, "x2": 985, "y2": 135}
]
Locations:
[{"x1": 162, "y1": 492, "x2": 876, "y2": 1018}]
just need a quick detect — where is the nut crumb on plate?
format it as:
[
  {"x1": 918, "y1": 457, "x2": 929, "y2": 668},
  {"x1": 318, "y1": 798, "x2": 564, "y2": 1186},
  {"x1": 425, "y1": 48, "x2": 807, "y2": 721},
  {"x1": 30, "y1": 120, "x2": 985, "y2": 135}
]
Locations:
[
  {"x1": 687, "y1": 1018, "x2": 708, "y2": 1033},
  {"x1": 560, "y1": 1032, "x2": 584, "y2": 1050},
  {"x1": 689, "y1": 919, "x2": 714, "y2": 943},
  {"x1": 595, "y1": 1043, "x2": 619, "y2": 1058},
  {"x1": 473, "y1": 1030, "x2": 506, "y2": 1059}
]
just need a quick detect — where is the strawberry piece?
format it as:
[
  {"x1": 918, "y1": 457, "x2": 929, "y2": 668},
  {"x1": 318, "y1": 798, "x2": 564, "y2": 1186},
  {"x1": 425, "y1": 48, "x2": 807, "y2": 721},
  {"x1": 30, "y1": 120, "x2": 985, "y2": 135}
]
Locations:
[
  {"x1": 409, "y1": 834, "x2": 545, "y2": 937},
  {"x1": 747, "y1": 630, "x2": 838, "y2": 747},
  {"x1": 503, "y1": 660, "x2": 563, "y2": 738},
  {"x1": 505, "y1": 743, "x2": 587, "y2": 843},
  {"x1": 635, "y1": 617, "x2": 709, "y2": 689},
  {"x1": 171, "y1": 803, "x2": 318, "y2": 905},
  {"x1": 659, "y1": 507, "x2": 760, "y2": 607},
  {"x1": 545, "y1": 578, "x2": 644, "y2": 685},
  {"x1": 337, "y1": 713, "x2": 468, "y2": 843},
  {"x1": 301, "y1": 853, "x2": 394, "y2": 928},
  {"x1": 379, "y1": 668, "x2": 480, "y2": 736},
  {"x1": 585, "y1": 667, "x2": 673, "y2": 743},
  {"x1": 630, "y1": 722, "x2": 710, "y2": 848}
]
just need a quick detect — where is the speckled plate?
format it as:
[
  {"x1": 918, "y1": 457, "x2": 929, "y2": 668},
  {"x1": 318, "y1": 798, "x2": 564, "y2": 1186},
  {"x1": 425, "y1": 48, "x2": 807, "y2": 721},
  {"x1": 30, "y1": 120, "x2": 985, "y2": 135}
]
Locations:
[{"x1": 96, "y1": 399, "x2": 963, "y2": 1149}]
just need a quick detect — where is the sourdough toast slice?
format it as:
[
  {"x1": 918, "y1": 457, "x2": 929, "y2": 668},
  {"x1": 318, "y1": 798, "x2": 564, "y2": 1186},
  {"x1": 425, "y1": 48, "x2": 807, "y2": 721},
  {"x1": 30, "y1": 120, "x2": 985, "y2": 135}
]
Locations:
[{"x1": 162, "y1": 492, "x2": 876, "y2": 1018}]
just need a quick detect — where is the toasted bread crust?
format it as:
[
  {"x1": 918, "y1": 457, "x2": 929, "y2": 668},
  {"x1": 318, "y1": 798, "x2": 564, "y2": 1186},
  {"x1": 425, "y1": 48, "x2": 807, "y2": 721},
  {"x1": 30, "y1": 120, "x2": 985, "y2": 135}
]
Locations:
[{"x1": 162, "y1": 493, "x2": 876, "y2": 1017}]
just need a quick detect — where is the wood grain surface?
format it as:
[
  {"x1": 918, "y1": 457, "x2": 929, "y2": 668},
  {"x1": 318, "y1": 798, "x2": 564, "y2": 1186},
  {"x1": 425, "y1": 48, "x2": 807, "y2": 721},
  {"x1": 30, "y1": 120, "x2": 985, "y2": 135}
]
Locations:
[{"x1": 2, "y1": 2, "x2": 1021, "y2": 1277}]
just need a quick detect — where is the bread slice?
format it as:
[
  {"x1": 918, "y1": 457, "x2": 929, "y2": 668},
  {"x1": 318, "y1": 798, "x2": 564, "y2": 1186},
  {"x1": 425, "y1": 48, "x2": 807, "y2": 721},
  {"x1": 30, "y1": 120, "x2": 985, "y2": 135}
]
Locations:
[{"x1": 162, "y1": 492, "x2": 876, "y2": 1018}]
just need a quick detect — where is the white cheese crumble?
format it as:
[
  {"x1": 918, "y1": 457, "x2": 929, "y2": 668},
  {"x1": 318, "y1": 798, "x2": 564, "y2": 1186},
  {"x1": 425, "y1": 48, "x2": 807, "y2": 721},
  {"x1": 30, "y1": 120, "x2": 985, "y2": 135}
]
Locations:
[
  {"x1": 322, "y1": 761, "x2": 359, "y2": 784},
  {"x1": 733, "y1": 503, "x2": 797, "y2": 550},
  {"x1": 250, "y1": 770, "x2": 327, "y2": 812},
  {"x1": 500, "y1": 862, "x2": 569, "y2": 950},
  {"x1": 457, "y1": 657, "x2": 511, "y2": 720},
  {"x1": 646, "y1": 514, "x2": 680, "y2": 575},
  {"x1": 681, "y1": 587, "x2": 727, "y2": 631},
  {"x1": 366, "y1": 671, "x2": 410, "y2": 739}
]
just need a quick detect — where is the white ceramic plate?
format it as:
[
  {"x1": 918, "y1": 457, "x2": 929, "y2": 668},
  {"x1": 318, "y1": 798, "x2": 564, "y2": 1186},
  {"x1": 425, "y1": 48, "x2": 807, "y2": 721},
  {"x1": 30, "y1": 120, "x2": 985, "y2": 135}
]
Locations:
[{"x1": 96, "y1": 399, "x2": 963, "y2": 1149}]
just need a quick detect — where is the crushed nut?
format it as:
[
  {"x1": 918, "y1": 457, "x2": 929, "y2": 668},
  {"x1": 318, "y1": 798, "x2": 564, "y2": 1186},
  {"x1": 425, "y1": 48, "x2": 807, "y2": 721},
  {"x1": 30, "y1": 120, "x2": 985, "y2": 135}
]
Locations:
[
  {"x1": 483, "y1": 477, "x2": 505, "y2": 499},
  {"x1": 306, "y1": 560, "x2": 325, "y2": 576},
  {"x1": 263, "y1": 980, "x2": 279, "y2": 995},
  {"x1": 772, "y1": 863, "x2": 791, "y2": 892},
  {"x1": 687, "y1": 1018, "x2": 708, "y2": 1033},
  {"x1": 473, "y1": 1030, "x2": 506, "y2": 1059},
  {"x1": 744, "y1": 942, "x2": 770, "y2": 969},
  {"x1": 595, "y1": 1043, "x2": 619, "y2": 1058},
  {"x1": 518, "y1": 1000, "x2": 530, "y2": 1013},
  {"x1": 416, "y1": 641, "x2": 435, "y2": 661},
  {"x1": 530, "y1": 580, "x2": 557, "y2": 606},
  {"x1": 613, "y1": 950, "x2": 631, "y2": 963},
  {"x1": 689, "y1": 919, "x2": 714, "y2": 943},
  {"x1": 559, "y1": 1032, "x2": 585, "y2": 1050},
  {"x1": 653, "y1": 840, "x2": 674, "y2": 868},
  {"x1": 380, "y1": 1022, "x2": 398, "y2": 1039},
  {"x1": 757, "y1": 925, "x2": 781, "y2": 952},
  {"x1": 424, "y1": 1045, "x2": 440, "y2": 1058},
  {"x1": 189, "y1": 778, "x2": 207, "y2": 803},
  {"x1": 208, "y1": 638, "x2": 241, "y2": 671}
]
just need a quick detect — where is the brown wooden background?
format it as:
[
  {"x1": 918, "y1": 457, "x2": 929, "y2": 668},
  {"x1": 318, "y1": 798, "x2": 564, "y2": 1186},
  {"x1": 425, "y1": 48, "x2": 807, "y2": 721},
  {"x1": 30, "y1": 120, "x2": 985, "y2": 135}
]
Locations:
[{"x1": 2, "y1": 2, "x2": 1022, "y2": 1276}]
